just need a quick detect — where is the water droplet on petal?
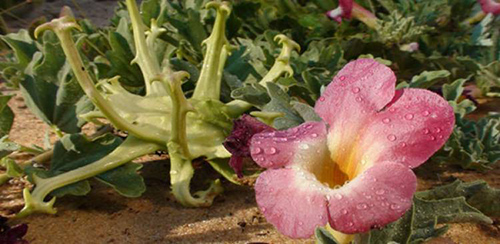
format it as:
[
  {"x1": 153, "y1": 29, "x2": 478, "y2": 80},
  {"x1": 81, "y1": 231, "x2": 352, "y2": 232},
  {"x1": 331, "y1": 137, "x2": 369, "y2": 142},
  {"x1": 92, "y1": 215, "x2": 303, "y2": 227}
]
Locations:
[
  {"x1": 339, "y1": 75, "x2": 346, "y2": 81},
  {"x1": 422, "y1": 110, "x2": 430, "y2": 116},
  {"x1": 383, "y1": 118, "x2": 391, "y2": 124},
  {"x1": 251, "y1": 147, "x2": 262, "y2": 154},
  {"x1": 429, "y1": 136, "x2": 436, "y2": 141},
  {"x1": 264, "y1": 147, "x2": 277, "y2": 155},
  {"x1": 400, "y1": 142, "x2": 407, "y2": 148},
  {"x1": 390, "y1": 204, "x2": 401, "y2": 210},
  {"x1": 435, "y1": 127, "x2": 441, "y2": 133},
  {"x1": 357, "y1": 203, "x2": 368, "y2": 210},
  {"x1": 356, "y1": 97, "x2": 363, "y2": 102},
  {"x1": 334, "y1": 193, "x2": 343, "y2": 200},
  {"x1": 299, "y1": 221, "x2": 303, "y2": 226},
  {"x1": 376, "y1": 189, "x2": 385, "y2": 195},
  {"x1": 387, "y1": 134, "x2": 397, "y2": 141},
  {"x1": 311, "y1": 133, "x2": 318, "y2": 138},
  {"x1": 352, "y1": 87, "x2": 360, "y2": 93},
  {"x1": 341, "y1": 209, "x2": 348, "y2": 215},
  {"x1": 405, "y1": 114, "x2": 414, "y2": 120},
  {"x1": 261, "y1": 207, "x2": 266, "y2": 212},
  {"x1": 319, "y1": 97, "x2": 326, "y2": 102},
  {"x1": 348, "y1": 222, "x2": 354, "y2": 227},
  {"x1": 423, "y1": 128, "x2": 430, "y2": 134}
]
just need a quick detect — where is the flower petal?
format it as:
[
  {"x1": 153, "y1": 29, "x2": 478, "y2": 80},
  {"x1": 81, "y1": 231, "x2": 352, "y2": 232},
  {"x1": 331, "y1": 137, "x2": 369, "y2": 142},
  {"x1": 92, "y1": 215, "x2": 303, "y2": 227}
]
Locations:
[
  {"x1": 326, "y1": 0, "x2": 353, "y2": 22},
  {"x1": 255, "y1": 168, "x2": 329, "y2": 238},
  {"x1": 327, "y1": 162, "x2": 416, "y2": 234},
  {"x1": 250, "y1": 121, "x2": 328, "y2": 169},
  {"x1": 479, "y1": 0, "x2": 500, "y2": 15},
  {"x1": 360, "y1": 88, "x2": 455, "y2": 169},
  {"x1": 315, "y1": 58, "x2": 396, "y2": 133}
]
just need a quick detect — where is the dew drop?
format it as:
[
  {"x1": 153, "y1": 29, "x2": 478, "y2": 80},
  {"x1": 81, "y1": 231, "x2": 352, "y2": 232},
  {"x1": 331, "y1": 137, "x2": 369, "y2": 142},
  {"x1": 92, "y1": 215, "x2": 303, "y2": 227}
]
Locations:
[
  {"x1": 423, "y1": 128, "x2": 430, "y2": 134},
  {"x1": 404, "y1": 114, "x2": 414, "y2": 120},
  {"x1": 422, "y1": 110, "x2": 430, "y2": 116},
  {"x1": 390, "y1": 204, "x2": 401, "y2": 210},
  {"x1": 299, "y1": 144, "x2": 309, "y2": 150},
  {"x1": 357, "y1": 203, "x2": 368, "y2": 210},
  {"x1": 376, "y1": 189, "x2": 385, "y2": 195},
  {"x1": 435, "y1": 127, "x2": 442, "y2": 133},
  {"x1": 382, "y1": 118, "x2": 391, "y2": 124},
  {"x1": 429, "y1": 136, "x2": 436, "y2": 141},
  {"x1": 261, "y1": 207, "x2": 267, "y2": 213},
  {"x1": 387, "y1": 134, "x2": 397, "y2": 141},
  {"x1": 400, "y1": 142, "x2": 407, "y2": 148},
  {"x1": 341, "y1": 209, "x2": 348, "y2": 215},
  {"x1": 298, "y1": 221, "x2": 304, "y2": 226},
  {"x1": 340, "y1": 75, "x2": 346, "y2": 81},
  {"x1": 305, "y1": 124, "x2": 313, "y2": 129},
  {"x1": 311, "y1": 133, "x2": 318, "y2": 138},
  {"x1": 348, "y1": 222, "x2": 354, "y2": 227},
  {"x1": 334, "y1": 193, "x2": 343, "y2": 200},
  {"x1": 251, "y1": 147, "x2": 262, "y2": 155},
  {"x1": 264, "y1": 147, "x2": 277, "y2": 155},
  {"x1": 356, "y1": 97, "x2": 363, "y2": 102},
  {"x1": 352, "y1": 87, "x2": 361, "y2": 94},
  {"x1": 319, "y1": 97, "x2": 326, "y2": 102},
  {"x1": 389, "y1": 108, "x2": 396, "y2": 112}
]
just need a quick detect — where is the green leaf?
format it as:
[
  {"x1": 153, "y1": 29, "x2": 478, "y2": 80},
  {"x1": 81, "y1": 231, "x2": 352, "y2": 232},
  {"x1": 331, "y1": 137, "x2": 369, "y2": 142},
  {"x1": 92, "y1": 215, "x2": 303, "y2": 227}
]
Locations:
[
  {"x1": 26, "y1": 133, "x2": 146, "y2": 198},
  {"x1": 231, "y1": 83, "x2": 270, "y2": 107},
  {"x1": 0, "y1": 29, "x2": 38, "y2": 67},
  {"x1": 442, "y1": 78, "x2": 466, "y2": 102},
  {"x1": 360, "y1": 180, "x2": 496, "y2": 243},
  {"x1": 409, "y1": 70, "x2": 450, "y2": 88},
  {"x1": 106, "y1": 30, "x2": 145, "y2": 87},
  {"x1": 292, "y1": 102, "x2": 321, "y2": 122},
  {"x1": 95, "y1": 162, "x2": 145, "y2": 197},
  {"x1": 0, "y1": 94, "x2": 14, "y2": 137},
  {"x1": 417, "y1": 180, "x2": 500, "y2": 217},
  {"x1": 207, "y1": 158, "x2": 239, "y2": 185},
  {"x1": 263, "y1": 83, "x2": 304, "y2": 130},
  {"x1": 0, "y1": 136, "x2": 20, "y2": 159},
  {"x1": 315, "y1": 227, "x2": 340, "y2": 244},
  {"x1": 433, "y1": 116, "x2": 500, "y2": 170},
  {"x1": 19, "y1": 31, "x2": 91, "y2": 133},
  {"x1": 140, "y1": 0, "x2": 161, "y2": 27}
]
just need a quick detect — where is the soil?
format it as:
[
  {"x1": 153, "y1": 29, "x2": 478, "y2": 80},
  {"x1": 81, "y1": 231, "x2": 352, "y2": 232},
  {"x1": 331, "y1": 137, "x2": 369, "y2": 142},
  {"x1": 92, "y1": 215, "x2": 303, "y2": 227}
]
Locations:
[{"x1": 1, "y1": 1, "x2": 500, "y2": 243}]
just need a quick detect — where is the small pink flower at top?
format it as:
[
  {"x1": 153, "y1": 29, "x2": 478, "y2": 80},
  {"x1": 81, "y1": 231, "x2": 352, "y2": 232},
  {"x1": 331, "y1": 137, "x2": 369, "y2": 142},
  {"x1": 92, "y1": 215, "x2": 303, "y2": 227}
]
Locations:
[
  {"x1": 326, "y1": 0, "x2": 379, "y2": 29},
  {"x1": 249, "y1": 59, "x2": 455, "y2": 238},
  {"x1": 478, "y1": 0, "x2": 500, "y2": 15}
]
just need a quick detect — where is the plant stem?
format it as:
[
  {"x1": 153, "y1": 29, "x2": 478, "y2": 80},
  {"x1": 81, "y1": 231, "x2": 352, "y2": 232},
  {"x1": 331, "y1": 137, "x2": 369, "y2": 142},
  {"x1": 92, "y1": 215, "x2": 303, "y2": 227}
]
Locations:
[
  {"x1": 225, "y1": 34, "x2": 300, "y2": 117},
  {"x1": 166, "y1": 70, "x2": 222, "y2": 206},
  {"x1": 192, "y1": 1, "x2": 232, "y2": 101},
  {"x1": 34, "y1": 9, "x2": 164, "y2": 144},
  {"x1": 125, "y1": 0, "x2": 163, "y2": 96},
  {"x1": 17, "y1": 136, "x2": 160, "y2": 217}
]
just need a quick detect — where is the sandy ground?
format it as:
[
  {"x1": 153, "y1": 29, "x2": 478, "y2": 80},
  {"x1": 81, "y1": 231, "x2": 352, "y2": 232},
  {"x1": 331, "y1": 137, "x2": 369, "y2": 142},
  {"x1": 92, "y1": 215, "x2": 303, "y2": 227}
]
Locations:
[{"x1": 1, "y1": 1, "x2": 500, "y2": 243}]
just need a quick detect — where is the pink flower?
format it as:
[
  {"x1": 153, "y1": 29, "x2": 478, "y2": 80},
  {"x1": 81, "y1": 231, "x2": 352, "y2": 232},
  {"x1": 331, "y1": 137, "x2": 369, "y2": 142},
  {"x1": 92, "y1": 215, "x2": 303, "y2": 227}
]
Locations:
[
  {"x1": 326, "y1": 0, "x2": 378, "y2": 29},
  {"x1": 250, "y1": 59, "x2": 455, "y2": 238},
  {"x1": 478, "y1": 0, "x2": 500, "y2": 15}
]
